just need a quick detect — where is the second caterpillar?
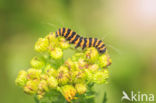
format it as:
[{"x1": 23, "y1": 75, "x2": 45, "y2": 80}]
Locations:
[{"x1": 55, "y1": 28, "x2": 106, "y2": 54}]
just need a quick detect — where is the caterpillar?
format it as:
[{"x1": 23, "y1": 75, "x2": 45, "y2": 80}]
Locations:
[{"x1": 55, "y1": 28, "x2": 106, "y2": 54}]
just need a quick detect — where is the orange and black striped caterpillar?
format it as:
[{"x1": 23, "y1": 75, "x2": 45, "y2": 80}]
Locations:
[{"x1": 55, "y1": 28, "x2": 106, "y2": 54}]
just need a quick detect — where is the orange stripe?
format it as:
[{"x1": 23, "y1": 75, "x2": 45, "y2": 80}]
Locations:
[
  {"x1": 67, "y1": 30, "x2": 73, "y2": 39},
  {"x1": 86, "y1": 38, "x2": 89, "y2": 47},
  {"x1": 95, "y1": 39, "x2": 100, "y2": 47},
  {"x1": 98, "y1": 42, "x2": 103, "y2": 48},
  {"x1": 91, "y1": 38, "x2": 94, "y2": 46},
  {"x1": 64, "y1": 28, "x2": 68, "y2": 36},
  {"x1": 100, "y1": 46, "x2": 105, "y2": 50},
  {"x1": 70, "y1": 34, "x2": 77, "y2": 42},
  {"x1": 80, "y1": 39, "x2": 84, "y2": 48},
  {"x1": 74, "y1": 37, "x2": 80, "y2": 45},
  {"x1": 57, "y1": 30, "x2": 60, "y2": 36}
]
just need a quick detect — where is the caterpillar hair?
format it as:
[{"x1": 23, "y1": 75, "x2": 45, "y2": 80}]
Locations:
[{"x1": 55, "y1": 28, "x2": 106, "y2": 54}]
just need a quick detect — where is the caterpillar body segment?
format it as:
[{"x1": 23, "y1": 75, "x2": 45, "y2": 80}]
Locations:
[{"x1": 55, "y1": 28, "x2": 106, "y2": 54}]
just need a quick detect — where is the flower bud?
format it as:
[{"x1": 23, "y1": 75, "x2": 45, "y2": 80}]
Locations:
[
  {"x1": 93, "y1": 69, "x2": 109, "y2": 84},
  {"x1": 75, "y1": 83, "x2": 87, "y2": 94},
  {"x1": 59, "y1": 37, "x2": 69, "y2": 49},
  {"x1": 40, "y1": 74, "x2": 48, "y2": 80},
  {"x1": 38, "y1": 80, "x2": 49, "y2": 92},
  {"x1": 50, "y1": 47, "x2": 63, "y2": 59},
  {"x1": 75, "y1": 59, "x2": 87, "y2": 70},
  {"x1": 47, "y1": 76, "x2": 58, "y2": 88},
  {"x1": 24, "y1": 80, "x2": 39, "y2": 95},
  {"x1": 30, "y1": 57, "x2": 45, "y2": 69},
  {"x1": 65, "y1": 58, "x2": 75, "y2": 71},
  {"x1": 88, "y1": 64, "x2": 99, "y2": 72},
  {"x1": 61, "y1": 85, "x2": 76, "y2": 102},
  {"x1": 45, "y1": 32, "x2": 56, "y2": 43},
  {"x1": 85, "y1": 47, "x2": 99, "y2": 63},
  {"x1": 44, "y1": 64, "x2": 57, "y2": 77},
  {"x1": 84, "y1": 69, "x2": 94, "y2": 82},
  {"x1": 35, "y1": 38, "x2": 49, "y2": 52},
  {"x1": 37, "y1": 90, "x2": 45, "y2": 99},
  {"x1": 57, "y1": 66, "x2": 69, "y2": 84},
  {"x1": 72, "y1": 71, "x2": 86, "y2": 83},
  {"x1": 15, "y1": 70, "x2": 27, "y2": 87},
  {"x1": 99, "y1": 54, "x2": 112, "y2": 68},
  {"x1": 27, "y1": 68, "x2": 42, "y2": 80}
]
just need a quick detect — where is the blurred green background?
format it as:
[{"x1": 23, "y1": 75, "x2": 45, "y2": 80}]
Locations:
[{"x1": 0, "y1": 0, "x2": 156, "y2": 103}]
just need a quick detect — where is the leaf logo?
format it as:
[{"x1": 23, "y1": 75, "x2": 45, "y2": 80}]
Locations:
[{"x1": 121, "y1": 91, "x2": 131, "y2": 101}]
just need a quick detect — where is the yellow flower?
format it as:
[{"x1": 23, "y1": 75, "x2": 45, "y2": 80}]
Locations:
[
  {"x1": 99, "y1": 54, "x2": 112, "y2": 68},
  {"x1": 93, "y1": 69, "x2": 109, "y2": 84},
  {"x1": 61, "y1": 85, "x2": 77, "y2": 102},
  {"x1": 59, "y1": 37, "x2": 70, "y2": 49},
  {"x1": 35, "y1": 38, "x2": 49, "y2": 52},
  {"x1": 15, "y1": 70, "x2": 27, "y2": 87},
  {"x1": 27, "y1": 68, "x2": 42, "y2": 80},
  {"x1": 24, "y1": 79, "x2": 39, "y2": 95},
  {"x1": 44, "y1": 64, "x2": 57, "y2": 77},
  {"x1": 50, "y1": 47, "x2": 63, "y2": 59},
  {"x1": 75, "y1": 83, "x2": 87, "y2": 94},
  {"x1": 57, "y1": 66, "x2": 69, "y2": 85},
  {"x1": 38, "y1": 80, "x2": 49, "y2": 92},
  {"x1": 85, "y1": 47, "x2": 99, "y2": 63},
  {"x1": 30, "y1": 56, "x2": 45, "y2": 69},
  {"x1": 47, "y1": 76, "x2": 58, "y2": 88}
]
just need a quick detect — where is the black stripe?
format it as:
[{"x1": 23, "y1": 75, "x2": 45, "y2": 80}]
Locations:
[
  {"x1": 55, "y1": 31, "x2": 58, "y2": 37},
  {"x1": 100, "y1": 48, "x2": 106, "y2": 54},
  {"x1": 93, "y1": 38, "x2": 97, "y2": 47},
  {"x1": 62, "y1": 28, "x2": 65, "y2": 36},
  {"x1": 82, "y1": 38, "x2": 87, "y2": 49},
  {"x1": 64, "y1": 29, "x2": 71, "y2": 38},
  {"x1": 59, "y1": 28, "x2": 61, "y2": 36},
  {"x1": 71, "y1": 35, "x2": 80, "y2": 43},
  {"x1": 89, "y1": 38, "x2": 92, "y2": 47},
  {"x1": 75, "y1": 37, "x2": 83, "y2": 48},
  {"x1": 96, "y1": 40, "x2": 102, "y2": 47},
  {"x1": 67, "y1": 32, "x2": 76, "y2": 41},
  {"x1": 99, "y1": 44, "x2": 105, "y2": 49}
]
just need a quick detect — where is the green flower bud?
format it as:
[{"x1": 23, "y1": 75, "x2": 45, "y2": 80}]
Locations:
[
  {"x1": 75, "y1": 83, "x2": 87, "y2": 94},
  {"x1": 88, "y1": 64, "x2": 99, "y2": 72},
  {"x1": 65, "y1": 58, "x2": 75, "y2": 71},
  {"x1": 99, "y1": 54, "x2": 112, "y2": 68},
  {"x1": 72, "y1": 71, "x2": 86, "y2": 83},
  {"x1": 44, "y1": 64, "x2": 57, "y2": 77},
  {"x1": 30, "y1": 57, "x2": 45, "y2": 69},
  {"x1": 24, "y1": 80, "x2": 39, "y2": 95},
  {"x1": 27, "y1": 68, "x2": 42, "y2": 80},
  {"x1": 50, "y1": 47, "x2": 63, "y2": 59},
  {"x1": 61, "y1": 85, "x2": 76, "y2": 102},
  {"x1": 57, "y1": 66, "x2": 69, "y2": 85},
  {"x1": 15, "y1": 70, "x2": 27, "y2": 87},
  {"x1": 40, "y1": 74, "x2": 48, "y2": 80},
  {"x1": 75, "y1": 59, "x2": 87, "y2": 70},
  {"x1": 59, "y1": 37, "x2": 69, "y2": 49},
  {"x1": 38, "y1": 80, "x2": 49, "y2": 92},
  {"x1": 35, "y1": 38, "x2": 49, "y2": 52},
  {"x1": 93, "y1": 69, "x2": 109, "y2": 84},
  {"x1": 47, "y1": 76, "x2": 58, "y2": 88},
  {"x1": 85, "y1": 47, "x2": 99, "y2": 63},
  {"x1": 84, "y1": 69, "x2": 94, "y2": 82},
  {"x1": 37, "y1": 90, "x2": 45, "y2": 99}
]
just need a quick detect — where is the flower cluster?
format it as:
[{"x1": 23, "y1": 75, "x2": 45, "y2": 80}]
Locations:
[{"x1": 15, "y1": 32, "x2": 112, "y2": 102}]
